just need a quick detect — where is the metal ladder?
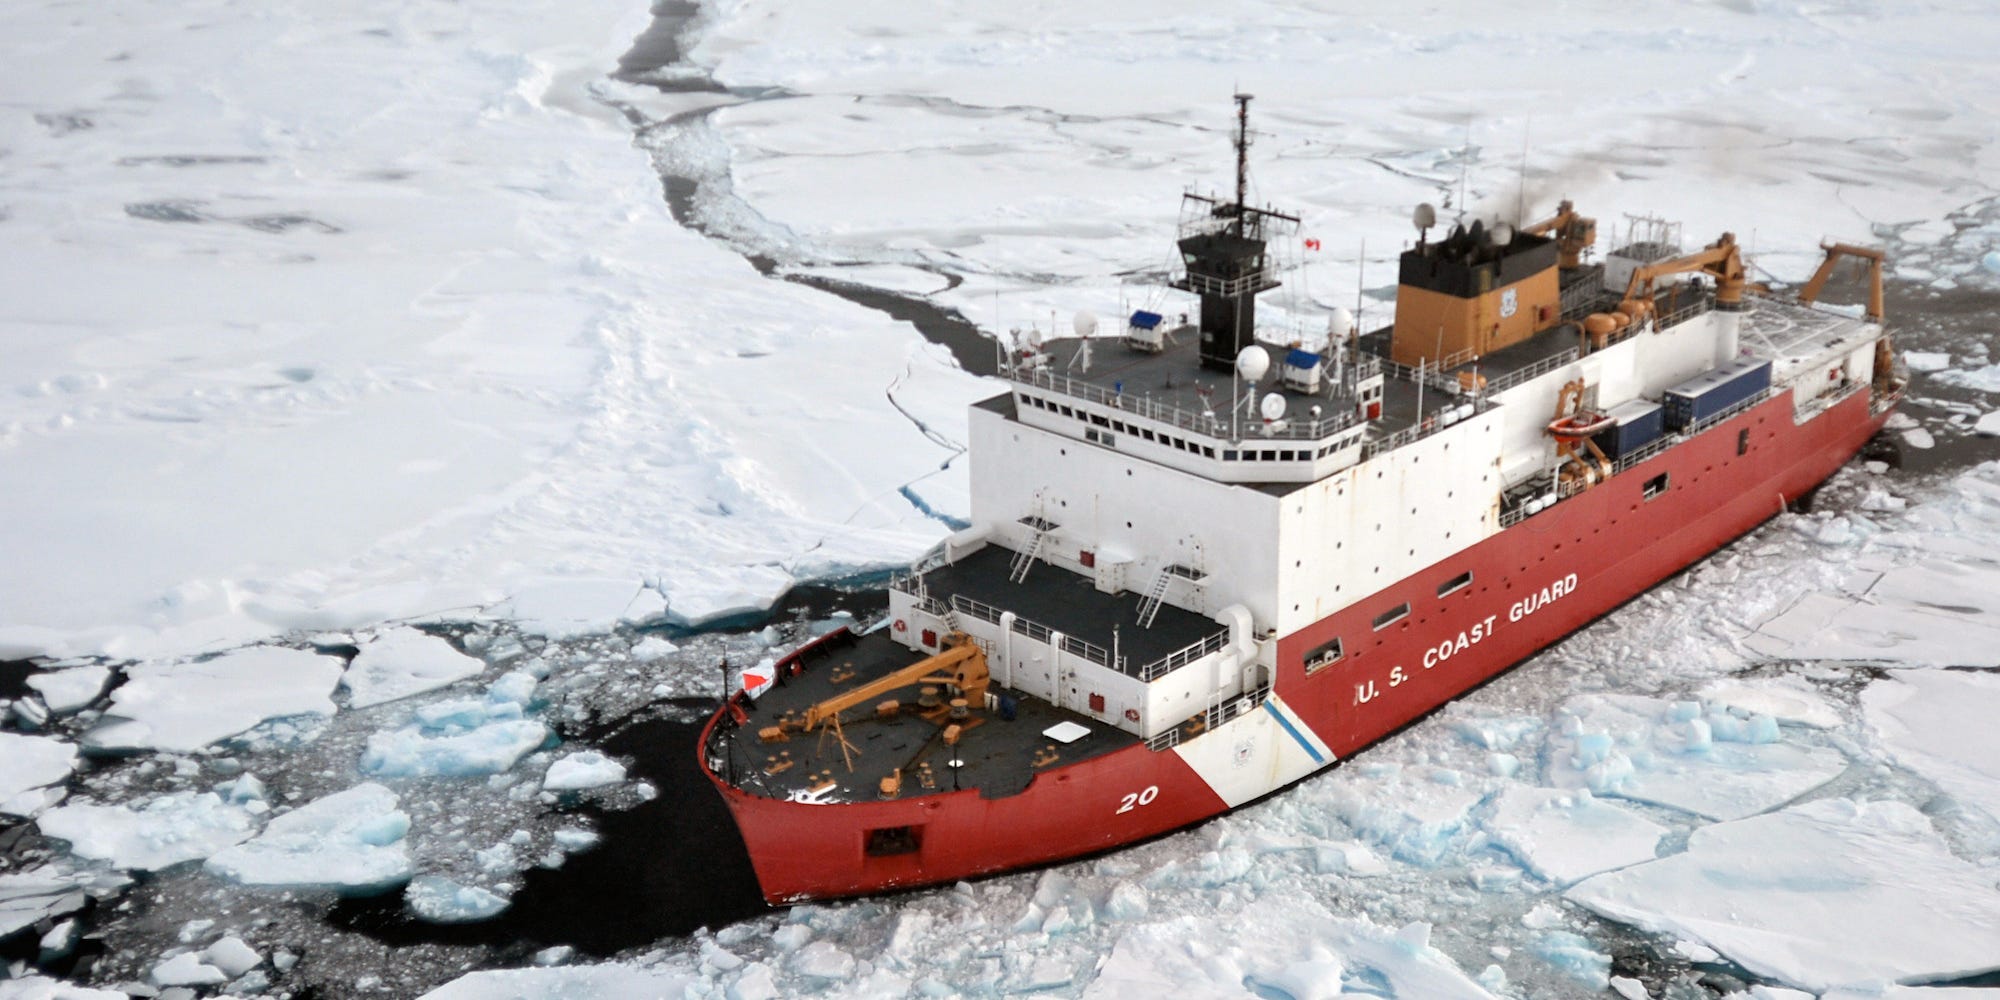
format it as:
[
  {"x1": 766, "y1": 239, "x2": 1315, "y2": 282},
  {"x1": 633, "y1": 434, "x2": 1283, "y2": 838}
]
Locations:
[
  {"x1": 1008, "y1": 531, "x2": 1045, "y2": 584},
  {"x1": 1135, "y1": 568, "x2": 1173, "y2": 628}
]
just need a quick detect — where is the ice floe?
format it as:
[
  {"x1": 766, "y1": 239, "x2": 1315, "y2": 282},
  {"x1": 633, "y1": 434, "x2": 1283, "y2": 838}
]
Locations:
[
  {"x1": 417, "y1": 965, "x2": 698, "y2": 999},
  {"x1": 36, "y1": 792, "x2": 260, "y2": 872},
  {"x1": 1863, "y1": 669, "x2": 2000, "y2": 824},
  {"x1": 1569, "y1": 798, "x2": 2000, "y2": 991},
  {"x1": 0, "y1": 734, "x2": 77, "y2": 818},
  {"x1": 83, "y1": 647, "x2": 344, "y2": 752},
  {"x1": 361, "y1": 672, "x2": 549, "y2": 778},
  {"x1": 342, "y1": 628, "x2": 486, "y2": 709},
  {"x1": 542, "y1": 750, "x2": 627, "y2": 791},
  {"x1": 204, "y1": 783, "x2": 412, "y2": 892},
  {"x1": 23, "y1": 666, "x2": 109, "y2": 715},
  {"x1": 406, "y1": 876, "x2": 510, "y2": 923},
  {"x1": 0, "y1": 978, "x2": 132, "y2": 1000},
  {"x1": 1481, "y1": 785, "x2": 1666, "y2": 886},
  {"x1": 1544, "y1": 694, "x2": 1846, "y2": 821}
]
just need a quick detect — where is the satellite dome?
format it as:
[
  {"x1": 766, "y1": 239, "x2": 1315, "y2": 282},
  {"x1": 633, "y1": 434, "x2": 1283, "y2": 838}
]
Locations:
[
  {"x1": 1073, "y1": 310, "x2": 1099, "y2": 338},
  {"x1": 1235, "y1": 345, "x2": 1270, "y2": 382},
  {"x1": 1329, "y1": 306, "x2": 1355, "y2": 338}
]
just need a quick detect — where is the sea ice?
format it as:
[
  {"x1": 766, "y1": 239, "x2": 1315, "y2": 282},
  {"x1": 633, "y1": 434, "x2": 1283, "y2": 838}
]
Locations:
[
  {"x1": 406, "y1": 876, "x2": 510, "y2": 923},
  {"x1": 1568, "y1": 798, "x2": 2000, "y2": 991},
  {"x1": 1862, "y1": 670, "x2": 2000, "y2": 824},
  {"x1": 1481, "y1": 786, "x2": 1667, "y2": 886},
  {"x1": 23, "y1": 666, "x2": 109, "y2": 715},
  {"x1": 0, "y1": 733, "x2": 78, "y2": 817},
  {"x1": 0, "y1": 977, "x2": 131, "y2": 1000},
  {"x1": 0, "y1": 868, "x2": 127, "y2": 940},
  {"x1": 202, "y1": 935, "x2": 262, "y2": 978},
  {"x1": 342, "y1": 628, "x2": 485, "y2": 709},
  {"x1": 504, "y1": 579, "x2": 650, "y2": 640},
  {"x1": 1748, "y1": 557, "x2": 2000, "y2": 666},
  {"x1": 36, "y1": 792, "x2": 259, "y2": 872},
  {"x1": 204, "y1": 783, "x2": 412, "y2": 892},
  {"x1": 1904, "y1": 352, "x2": 1951, "y2": 373},
  {"x1": 360, "y1": 678, "x2": 550, "y2": 778},
  {"x1": 417, "y1": 965, "x2": 698, "y2": 999},
  {"x1": 1696, "y1": 678, "x2": 1842, "y2": 729},
  {"x1": 1938, "y1": 363, "x2": 2000, "y2": 393},
  {"x1": 542, "y1": 751, "x2": 627, "y2": 791},
  {"x1": 1544, "y1": 694, "x2": 1846, "y2": 821},
  {"x1": 1976, "y1": 410, "x2": 2000, "y2": 437},
  {"x1": 151, "y1": 951, "x2": 227, "y2": 987},
  {"x1": 1084, "y1": 895, "x2": 1496, "y2": 998},
  {"x1": 84, "y1": 647, "x2": 343, "y2": 752}
]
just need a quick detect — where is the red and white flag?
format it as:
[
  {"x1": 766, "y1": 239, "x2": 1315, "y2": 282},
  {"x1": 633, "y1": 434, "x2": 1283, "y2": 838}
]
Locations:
[
  {"x1": 1304, "y1": 237, "x2": 1321, "y2": 251},
  {"x1": 740, "y1": 659, "x2": 777, "y2": 700}
]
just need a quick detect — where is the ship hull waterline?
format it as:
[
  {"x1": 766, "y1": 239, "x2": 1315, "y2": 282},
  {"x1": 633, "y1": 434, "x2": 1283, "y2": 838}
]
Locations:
[{"x1": 700, "y1": 386, "x2": 1892, "y2": 904}]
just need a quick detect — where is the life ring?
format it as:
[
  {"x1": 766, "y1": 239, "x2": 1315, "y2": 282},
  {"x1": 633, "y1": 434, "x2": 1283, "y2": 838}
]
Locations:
[
  {"x1": 1124, "y1": 708, "x2": 1140, "y2": 722},
  {"x1": 893, "y1": 619, "x2": 908, "y2": 633}
]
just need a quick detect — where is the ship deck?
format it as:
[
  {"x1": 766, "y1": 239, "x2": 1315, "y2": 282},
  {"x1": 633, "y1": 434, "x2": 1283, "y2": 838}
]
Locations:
[
  {"x1": 916, "y1": 544, "x2": 1223, "y2": 675},
  {"x1": 711, "y1": 627, "x2": 1140, "y2": 804}
]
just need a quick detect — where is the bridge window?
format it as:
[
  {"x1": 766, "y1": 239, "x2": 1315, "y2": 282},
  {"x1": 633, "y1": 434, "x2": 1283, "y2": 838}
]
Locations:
[{"x1": 1437, "y1": 571, "x2": 1473, "y2": 598}]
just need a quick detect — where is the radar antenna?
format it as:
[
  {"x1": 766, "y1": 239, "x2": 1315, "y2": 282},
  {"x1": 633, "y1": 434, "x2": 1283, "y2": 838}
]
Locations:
[{"x1": 1233, "y1": 93, "x2": 1254, "y2": 235}]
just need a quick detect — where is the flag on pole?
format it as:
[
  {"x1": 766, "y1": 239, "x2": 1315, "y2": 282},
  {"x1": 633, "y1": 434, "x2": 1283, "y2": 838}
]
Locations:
[
  {"x1": 740, "y1": 658, "x2": 777, "y2": 700},
  {"x1": 1304, "y1": 237, "x2": 1321, "y2": 251}
]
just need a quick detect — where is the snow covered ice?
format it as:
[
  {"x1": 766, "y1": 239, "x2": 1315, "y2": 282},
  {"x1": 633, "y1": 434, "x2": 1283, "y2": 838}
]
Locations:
[
  {"x1": 2, "y1": 0, "x2": 1999, "y2": 994},
  {"x1": 1568, "y1": 798, "x2": 2000, "y2": 991},
  {"x1": 204, "y1": 783, "x2": 413, "y2": 892}
]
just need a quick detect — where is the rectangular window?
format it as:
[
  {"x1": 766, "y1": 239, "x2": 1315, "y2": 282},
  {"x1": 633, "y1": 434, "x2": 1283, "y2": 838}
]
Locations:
[
  {"x1": 1437, "y1": 571, "x2": 1474, "y2": 598},
  {"x1": 1090, "y1": 413, "x2": 1109, "y2": 427},
  {"x1": 1223, "y1": 450, "x2": 1238, "y2": 461},
  {"x1": 1304, "y1": 638, "x2": 1344, "y2": 675},
  {"x1": 1372, "y1": 602, "x2": 1410, "y2": 630},
  {"x1": 1262, "y1": 450, "x2": 1278, "y2": 461},
  {"x1": 1737, "y1": 428, "x2": 1750, "y2": 456},
  {"x1": 1201, "y1": 446, "x2": 1215, "y2": 458},
  {"x1": 1643, "y1": 472, "x2": 1670, "y2": 501},
  {"x1": 1058, "y1": 405, "x2": 1073, "y2": 418},
  {"x1": 1142, "y1": 429, "x2": 1155, "y2": 442}
]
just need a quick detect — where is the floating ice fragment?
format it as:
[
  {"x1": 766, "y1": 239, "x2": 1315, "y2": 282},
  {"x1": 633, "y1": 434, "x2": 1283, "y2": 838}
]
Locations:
[
  {"x1": 86, "y1": 647, "x2": 343, "y2": 752},
  {"x1": 1611, "y1": 975, "x2": 1651, "y2": 999},
  {"x1": 37, "y1": 792, "x2": 259, "y2": 871},
  {"x1": 151, "y1": 952, "x2": 227, "y2": 987},
  {"x1": 553, "y1": 828, "x2": 599, "y2": 852},
  {"x1": 205, "y1": 783, "x2": 412, "y2": 892},
  {"x1": 771, "y1": 923, "x2": 812, "y2": 952},
  {"x1": 24, "y1": 666, "x2": 109, "y2": 715},
  {"x1": 417, "y1": 965, "x2": 699, "y2": 999},
  {"x1": 543, "y1": 751, "x2": 626, "y2": 791},
  {"x1": 406, "y1": 876, "x2": 510, "y2": 923},
  {"x1": 630, "y1": 636, "x2": 678, "y2": 661},
  {"x1": 792, "y1": 940, "x2": 855, "y2": 981},
  {"x1": 1535, "y1": 930, "x2": 1610, "y2": 988},
  {"x1": 1976, "y1": 411, "x2": 2000, "y2": 437},
  {"x1": 342, "y1": 629, "x2": 485, "y2": 709},
  {"x1": 728, "y1": 963, "x2": 780, "y2": 1000},
  {"x1": 202, "y1": 936, "x2": 261, "y2": 978},
  {"x1": 1905, "y1": 352, "x2": 1951, "y2": 373},
  {"x1": 1863, "y1": 670, "x2": 2000, "y2": 824},
  {"x1": 0, "y1": 734, "x2": 78, "y2": 818},
  {"x1": 1482, "y1": 785, "x2": 1667, "y2": 885}
]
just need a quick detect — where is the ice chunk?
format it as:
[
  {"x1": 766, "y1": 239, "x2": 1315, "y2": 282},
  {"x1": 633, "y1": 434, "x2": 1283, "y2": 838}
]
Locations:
[
  {"x1": 24, "y1": 665, "x2": 110, "y2": 714},
  {"x1": 543, "y1": 751, "x2": 626, "y2": 791},
  {"x1": 1698, "y1": 678, "x2": 1843, "y2": 729},
  {"x1": 0, "y1": 977, "x2": 133, "y2": 999},
  {"x1": 406, "y1": 876, "x2": 510, "y2": 923},
  {"x1": 1535, "y1": 930, "x2": 1610, "y2": 988},
  {"x1": 1863, "y1": 670, "x2": 2000, "y2": 824},
  {"x1": 1901, "y1": 428, "x2": 1935, "y2": 449},
  {"x1": 1085, "y1": 895, "x2": 1496, "y2": 998},
  {"x1": 205, "y1": 783, "x2": 412, "y2": 892},
  {"x1": 791, "y1": 940, "x2": 855, "y2": 980},
  {"x1": 1611, "y1": 975, "x2": 1651, "y2": 999},
  {"x1": 361, "y1": 684, "x2": 549, "y2": 779},
  {"x1": 630, "y1": 636, "x2": 679, "y2": 661},
  {"x1": 1320, "y1": 765, "x2": 1483, "y2": 865},
  {"x1": 0, "y1": 733, "x2": 78, "y2": 817},
  {"x1": 417, "y1": 965, "x2": 697, "y2": 999},
  {"x1": 343, "y1": 629, "x2": 485, "y2": 709},
  {"x1": 0, "y1": 867, "x2": 127, "y2": 939},
  {"x1": 1905, "y1": 352, "x2": 1951, "y2": 373},
  {"x1": 505, "y1": 578, "x2": 646, "y2": 640},
  {"x1": 37, "y1": 792, "x2": 259, "y2": 871},
  {"x1": 553, "y1": 828, "x2": 599, "y2": 852},
  {"x1": 1482, "y1": 786, "x2": 1666, "y2": 885},
  {"x1": 202, "y1": 936, "x2": 261, "y2": 978},
  {"x1": 1545, "y1": 695, "x2": 1846, "y2": 821},
  {"x1": 151, "y1": 952, "x2": 227, "y2": 987},
  {"x1": 85, "y1": 647, "x2": 343, "y2": 752},
  {"x1": 1568, "y1": 798, "x2": 2000, "y2": 991}
]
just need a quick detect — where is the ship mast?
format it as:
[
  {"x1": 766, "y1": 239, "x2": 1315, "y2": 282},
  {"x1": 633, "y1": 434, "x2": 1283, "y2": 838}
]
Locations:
[
  {"x1": 1176, "y1": 95, "x2": 1300, "y2": 371},
  {"x1": 1233, "y1": 92, "x2": 1252, "y2": 237}
]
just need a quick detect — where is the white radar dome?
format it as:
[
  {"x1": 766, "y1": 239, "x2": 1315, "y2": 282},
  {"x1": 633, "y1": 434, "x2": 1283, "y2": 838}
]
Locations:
[
  {"x1": 1329, "y1": 306, "x2": 1355, "y2": 338},
  {"x1": 1235, "y1": 345, "x2": 1270, "y2": 382},
  {"x1": 1260, "y1": 393, "x2": 1288, "y2": 422},
  {"x1": 1413, "y1": 202, "x2": 1438, "y2": 232},
  {"x1": 1073, "y1": 310, "x2": 1099, "y2": 338},
  {"x1": 1491, "y1": 222, "x2": 1515, "y2": 246}
]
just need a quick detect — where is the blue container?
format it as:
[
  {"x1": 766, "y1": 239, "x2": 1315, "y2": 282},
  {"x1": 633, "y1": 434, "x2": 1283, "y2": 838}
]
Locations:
[
  {"x1": 1663, "y1": 359, "x2": 1772, "y2": 431},
  {"x1": 1593, "y1": 400, "x2": 1665, "y2": 459}
]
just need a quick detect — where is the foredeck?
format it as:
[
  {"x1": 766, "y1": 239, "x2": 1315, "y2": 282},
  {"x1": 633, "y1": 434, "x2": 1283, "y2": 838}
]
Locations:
[{"x1": 711, "y1": 628, "x2": 1139, "y2": 804}]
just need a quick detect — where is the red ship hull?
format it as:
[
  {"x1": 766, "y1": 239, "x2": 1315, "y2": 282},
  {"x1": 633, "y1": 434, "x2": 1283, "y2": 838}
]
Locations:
[{"x1": 701, "y1": 387, "x2": 1891, "y2": 903}]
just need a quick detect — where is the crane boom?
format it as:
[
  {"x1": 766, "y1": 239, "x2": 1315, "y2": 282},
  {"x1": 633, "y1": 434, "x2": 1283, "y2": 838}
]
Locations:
[
  {"x1": 1622, "y1": 232, "x2": 1747, "y2": 307},
  {"x1": 798, "y1": 634, "x2": 990, "y2": 732},
  {"x1": 1798, "y1": 241, "x2": 1885, "y2": 322},
  {"x1": 1522, "y1": 199, "x2": 1598, "y2": 269}
]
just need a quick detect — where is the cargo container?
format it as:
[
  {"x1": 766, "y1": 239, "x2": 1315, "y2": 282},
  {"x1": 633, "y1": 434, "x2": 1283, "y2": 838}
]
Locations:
[
  {"x1": 1593, "y1": 399, "x2": 1666, "y2": 460},
  {"x1": 1663, "y1": 359, "x2": 1772, "y2": 431}
]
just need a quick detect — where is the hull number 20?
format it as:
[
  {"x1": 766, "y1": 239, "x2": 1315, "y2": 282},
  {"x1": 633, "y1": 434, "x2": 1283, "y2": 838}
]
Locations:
[{"x1": 1117, "y1": 785, "x2": 1160, "y2": 814}]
